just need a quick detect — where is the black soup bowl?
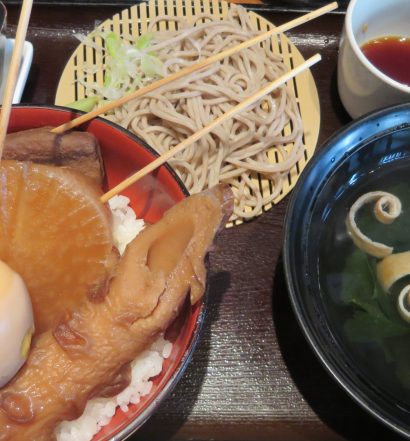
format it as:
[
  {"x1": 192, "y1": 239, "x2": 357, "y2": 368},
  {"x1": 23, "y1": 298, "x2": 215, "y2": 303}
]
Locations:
[{"x1": 283, "y1": 103, "x2": 410, "y2": 438}]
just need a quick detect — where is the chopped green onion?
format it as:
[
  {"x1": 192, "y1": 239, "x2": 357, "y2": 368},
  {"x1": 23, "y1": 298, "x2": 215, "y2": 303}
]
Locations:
[
  {"x1": 74, "y1": 31, "x2": 165, "y2": 104},
  {"x1": 66, "y1": 96, "x2": 100, "y2": 112},
  {"x1": 103, "y1": 71, "x2": 112, "y2": 88},
  {"x1": 135, "y1": 33, "x2": 153, "y2": 50},
  {"x1": 105, "y1": 32, "x2": 122, "y2": 57},
  {"x1": 141, "y1": 54, "x2": 165, "y2": 77}
]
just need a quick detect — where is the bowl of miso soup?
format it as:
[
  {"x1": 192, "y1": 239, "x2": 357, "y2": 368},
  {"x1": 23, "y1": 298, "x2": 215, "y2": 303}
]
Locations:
[{"x1": 283, "y1": 102, "x2": 410, "y2": 438}]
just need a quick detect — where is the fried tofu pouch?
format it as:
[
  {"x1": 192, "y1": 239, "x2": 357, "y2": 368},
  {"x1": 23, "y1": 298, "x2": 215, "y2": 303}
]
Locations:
[{"x1": 0, "y1": 184, "x2": 233, "y2": 441}]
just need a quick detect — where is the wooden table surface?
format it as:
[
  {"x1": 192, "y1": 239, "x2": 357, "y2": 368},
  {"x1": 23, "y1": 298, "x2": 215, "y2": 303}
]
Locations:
[{"x1": 4, "y1": 2, "x2": 405, "y2": 441}]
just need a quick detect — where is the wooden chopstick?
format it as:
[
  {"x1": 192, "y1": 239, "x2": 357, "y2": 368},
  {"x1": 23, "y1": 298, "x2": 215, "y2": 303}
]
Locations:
[
  {"x1": 52, "y1": 2, "x2": 337, "y2": 134},
  {"x1": 0, "y1": 0, "x2": 33, "y2": 160},
  {"x1": 100, "y1": 53, "x2": 321, "y2": 203}
]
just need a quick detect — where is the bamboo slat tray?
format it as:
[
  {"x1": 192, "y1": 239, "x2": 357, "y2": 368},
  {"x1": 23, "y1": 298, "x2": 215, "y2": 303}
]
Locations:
[{"x1": 55, "y1": 0, "x2": 320, "y2": 226}]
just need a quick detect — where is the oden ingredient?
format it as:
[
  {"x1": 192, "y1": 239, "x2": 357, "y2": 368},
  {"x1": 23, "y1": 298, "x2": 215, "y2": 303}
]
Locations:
[
  {"x1": 0, "y1": 160, "x2": 114, "y2": 335},
  {"x1": 3, "y1": 127, "x2": 104, "y2": 184},
  {"x1": 0, "y1": 261, "x2": 34, "y2": 387},
  {"x1": 0, "y1": 184, "x2": 233, "y2": 441}
]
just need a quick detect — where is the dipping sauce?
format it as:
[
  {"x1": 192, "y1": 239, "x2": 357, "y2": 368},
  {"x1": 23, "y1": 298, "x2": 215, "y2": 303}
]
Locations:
[{"x1": 361, "y1": 36, "x2": 410, "y2": 86}]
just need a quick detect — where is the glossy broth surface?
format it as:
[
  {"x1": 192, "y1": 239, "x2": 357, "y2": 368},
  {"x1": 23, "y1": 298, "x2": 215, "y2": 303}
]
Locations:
[
  {"x1": 318, "y1": 157, "x2": 410, "y2": 407},
  {"x1": 361, "y1": 36, "x2": 410, "y2": 86}
]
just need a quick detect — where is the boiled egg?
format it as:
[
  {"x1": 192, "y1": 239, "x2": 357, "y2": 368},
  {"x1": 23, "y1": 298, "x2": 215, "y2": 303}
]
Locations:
[{"x1": 0, "y1": 260, "x2": 34, "y2": 387}]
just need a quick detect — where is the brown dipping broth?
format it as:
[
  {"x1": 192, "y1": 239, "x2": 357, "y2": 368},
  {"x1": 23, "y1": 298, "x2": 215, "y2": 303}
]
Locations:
[{"x1": 361, "y1": 36, "x2": 410, "y2": 86}]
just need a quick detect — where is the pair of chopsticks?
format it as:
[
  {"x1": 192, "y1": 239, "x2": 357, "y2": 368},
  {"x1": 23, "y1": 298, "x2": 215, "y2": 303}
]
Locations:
[
  {"x1": 101, "y1": 53, "x2": 321, "y2": 203},
  {"x1": 52, "y1": 1, "x2": 337, "y2": 135},
  {"x1": 0, "y1": 1, "x2": 337, "y2": 203},
  {"x1": 98, "y1": 3, "x2": 337, "y2": 203},
  {"x1": 0, "y1": 0, "x2": 33, "y2": 159}
]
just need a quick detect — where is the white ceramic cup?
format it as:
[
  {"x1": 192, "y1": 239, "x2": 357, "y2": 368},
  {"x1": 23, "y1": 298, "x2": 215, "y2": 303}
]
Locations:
[{"x1": 337, "y1": 0, "x2": 410, "y2": 119}]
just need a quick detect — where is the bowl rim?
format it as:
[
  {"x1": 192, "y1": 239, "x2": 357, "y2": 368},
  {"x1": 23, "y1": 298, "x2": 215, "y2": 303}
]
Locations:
[
  {"x1": 346, "y1": 0, "x2": 410, "y2": 94},
  {"x1": 8, "y1": 103, "x2": 190, "y2": 199},
  {"x1": 111, "y1": 298, "x2": 207, "y2": 441},
  {"x1": 7, "y1": 103, "x2": 208, "y2": 441},
  {"x1": 283, "y1": 102, "x2": 410, "y2": 439}
]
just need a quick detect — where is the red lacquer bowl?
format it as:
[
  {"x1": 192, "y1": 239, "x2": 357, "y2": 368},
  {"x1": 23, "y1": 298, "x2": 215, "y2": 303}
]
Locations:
[{"x1": 6, "y1": 105, "x2": 206, "y2": 441}]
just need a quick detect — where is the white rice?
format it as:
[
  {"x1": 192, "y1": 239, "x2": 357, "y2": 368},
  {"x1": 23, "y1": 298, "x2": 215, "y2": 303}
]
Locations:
[
  {"x1": 108, "y1": 195, "x2": 145, "y2": 256},
  {"x1": 55, "y1": 195, "x2": 172, "y2": 441}
]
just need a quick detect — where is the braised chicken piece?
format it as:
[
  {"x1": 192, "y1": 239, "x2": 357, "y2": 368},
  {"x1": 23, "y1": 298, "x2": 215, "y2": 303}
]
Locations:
[{"x1": 0, "y1": 184, "x2": 233, "y2": 441}]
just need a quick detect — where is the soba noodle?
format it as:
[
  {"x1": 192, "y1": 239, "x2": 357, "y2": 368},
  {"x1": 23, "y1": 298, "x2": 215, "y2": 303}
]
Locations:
[{"x1": 86, "y1": 5, "x2": 304, "y2": 221}]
